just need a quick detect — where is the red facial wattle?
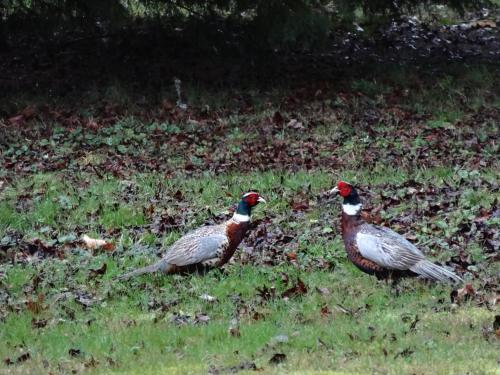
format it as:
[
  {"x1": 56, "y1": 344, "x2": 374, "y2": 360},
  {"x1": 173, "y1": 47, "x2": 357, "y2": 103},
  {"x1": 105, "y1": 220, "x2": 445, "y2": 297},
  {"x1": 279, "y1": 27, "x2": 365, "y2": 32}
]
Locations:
[
  {"x1": 243, "y1": 193, "x2": 259, "y2": 206},
  {"x1": 337, "y1": 181, "x2": 352, "y2": 197}
]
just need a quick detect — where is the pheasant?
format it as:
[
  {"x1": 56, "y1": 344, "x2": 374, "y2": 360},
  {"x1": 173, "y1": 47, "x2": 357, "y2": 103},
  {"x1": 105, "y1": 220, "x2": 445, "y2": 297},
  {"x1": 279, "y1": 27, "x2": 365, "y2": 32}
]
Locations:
[
  {"x1": 327, "y1": 181, "x2": 462, "y2": 283},
  {"x1": 119, "y1": 191, "x2": 265, "y2": 280}
]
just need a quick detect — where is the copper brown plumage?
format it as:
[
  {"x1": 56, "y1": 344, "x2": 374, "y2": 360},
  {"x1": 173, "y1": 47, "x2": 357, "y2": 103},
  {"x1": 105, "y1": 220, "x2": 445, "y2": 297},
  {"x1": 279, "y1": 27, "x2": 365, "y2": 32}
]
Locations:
[
  {"x1": 119, "y1": 191, "x2": 265, "y2": 280},
  {"x1": 328, "y1": 181, "x2": 462, "y2": 283}
]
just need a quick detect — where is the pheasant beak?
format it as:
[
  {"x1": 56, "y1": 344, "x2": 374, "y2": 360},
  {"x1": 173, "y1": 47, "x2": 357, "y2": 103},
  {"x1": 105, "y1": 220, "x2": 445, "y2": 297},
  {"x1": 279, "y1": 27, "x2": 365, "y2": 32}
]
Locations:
[
  {"x1": 257, "y1": 196, "x2": 266, "y2": 204},
  {"x1": 327, "y1": 187, "x2": 339, "y2": 195}
]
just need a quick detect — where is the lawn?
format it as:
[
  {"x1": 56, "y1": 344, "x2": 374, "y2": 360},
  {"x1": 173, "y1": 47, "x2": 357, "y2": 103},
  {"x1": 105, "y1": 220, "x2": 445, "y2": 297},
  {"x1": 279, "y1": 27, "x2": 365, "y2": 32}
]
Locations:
[{"x1": 0, "y1": 64, "x2": 499, "y2": 374}]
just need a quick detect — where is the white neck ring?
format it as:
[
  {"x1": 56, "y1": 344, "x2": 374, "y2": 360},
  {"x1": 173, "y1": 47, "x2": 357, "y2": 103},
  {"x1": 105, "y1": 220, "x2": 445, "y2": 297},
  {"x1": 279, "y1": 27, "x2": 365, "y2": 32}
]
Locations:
[
  {"x1": 342, "y1": 203, "x2": 362, "y2": 216},
  {"x1": 232, "y1": 213, "x2": 250, "y2": 222}
]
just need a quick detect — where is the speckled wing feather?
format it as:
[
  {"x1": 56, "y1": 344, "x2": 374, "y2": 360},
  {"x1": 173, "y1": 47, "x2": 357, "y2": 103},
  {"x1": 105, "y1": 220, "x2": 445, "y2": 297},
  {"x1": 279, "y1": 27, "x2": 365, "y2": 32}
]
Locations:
[
  {"x1": 356, "y1": 224, "x2": 425, "y2": 270},
  {"x1": 163, "y1": 224, "x2": 229, "y2": 266}
]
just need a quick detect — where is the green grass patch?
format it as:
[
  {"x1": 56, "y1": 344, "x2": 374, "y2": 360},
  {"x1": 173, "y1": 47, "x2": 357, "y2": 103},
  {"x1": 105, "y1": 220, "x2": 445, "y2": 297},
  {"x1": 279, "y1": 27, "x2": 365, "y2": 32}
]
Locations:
[
  {"x1": 0, "y1": 68, "x2": 499, "y2": 373},
  {"x1": 1, "y1": 166, "x2": 499, "y2": 374}
]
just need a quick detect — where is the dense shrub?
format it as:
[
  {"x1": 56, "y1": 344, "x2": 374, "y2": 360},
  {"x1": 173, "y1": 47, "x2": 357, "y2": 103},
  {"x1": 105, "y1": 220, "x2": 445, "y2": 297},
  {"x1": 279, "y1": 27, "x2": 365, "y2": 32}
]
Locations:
[{"x1": 0, "y1": 0, "x2": 493, "y2": 49}]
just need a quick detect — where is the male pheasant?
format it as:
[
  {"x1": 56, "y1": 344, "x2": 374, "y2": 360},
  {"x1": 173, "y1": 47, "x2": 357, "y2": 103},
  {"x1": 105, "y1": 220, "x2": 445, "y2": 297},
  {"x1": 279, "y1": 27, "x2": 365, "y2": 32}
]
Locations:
[
  {"x1": 328, "y1": 181, "x2": 462, "y2": 283},
  {"x1": 119, "y1": 191, "x2": 265, "y2": 280}
]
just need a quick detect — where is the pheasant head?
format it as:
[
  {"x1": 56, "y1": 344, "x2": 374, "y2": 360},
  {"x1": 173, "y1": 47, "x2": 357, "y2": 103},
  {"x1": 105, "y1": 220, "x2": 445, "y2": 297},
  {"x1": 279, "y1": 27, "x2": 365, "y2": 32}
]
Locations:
[
  {"x1": 233, "y1": 191, "x2": 266, "y2": 222},
  {"x1": 328, "y1": 181, "x2": 362, "y2": 216}
]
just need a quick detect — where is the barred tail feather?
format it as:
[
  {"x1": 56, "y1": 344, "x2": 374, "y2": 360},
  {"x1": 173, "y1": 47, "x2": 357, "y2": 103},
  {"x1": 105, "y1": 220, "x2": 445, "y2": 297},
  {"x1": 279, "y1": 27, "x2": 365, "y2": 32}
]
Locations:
[
  {"x1": 118, "y1": 260, "x2": 168, "y2": 281},
  {"x1": 410, "y1": 260, "x2": 462, "y2": 283}
]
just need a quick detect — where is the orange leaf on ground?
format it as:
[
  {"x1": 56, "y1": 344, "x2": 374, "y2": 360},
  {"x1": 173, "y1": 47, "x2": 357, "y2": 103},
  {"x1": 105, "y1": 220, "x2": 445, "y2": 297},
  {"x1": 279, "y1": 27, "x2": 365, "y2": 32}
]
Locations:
[{"x1": 82, "y1": 235, "x2": 114, "y2": 251}]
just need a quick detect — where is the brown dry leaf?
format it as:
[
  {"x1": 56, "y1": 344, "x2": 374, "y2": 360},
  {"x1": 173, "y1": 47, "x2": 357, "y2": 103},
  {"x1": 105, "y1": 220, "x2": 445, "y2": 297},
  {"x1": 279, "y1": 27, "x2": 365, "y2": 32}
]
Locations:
[
  {"x1": 82, "y1": 235, "x2": 114, "y2": 251},
  {"x1": 475, "y1": 19, "x2": 496, "y2": 28},
  {"x1": 7, "y1": 106, "x2": 37, "y2": 126},
  {"x1": 26, "y1": 293, "x2": 45, "y2": 314},
  {"x1": 162, "y1": 99, "x2": 175, "y2": 111},
  {"x1": 493, "y1": 315, "x2": 500, "y2": 338},
  {"x1": 282, "y1": 278, "x2": 308, "y2": 298},
  {"x1": 85, "y1": 118, "x2": 100, "y2": 130},
  {"x1": 489, "y1": 294, "x2": 500, "y2": 306},
  {"x1": 291, "y1": 199, "x2": 309, "y2": 211},
  {"x1": 7, "y1": 114, "x2": 25, "y2": 126},
  {"x1": 21, "y1": 105, "x2": 37, "y2": 119},
  {"x1": 320, "y1": 304, "x2": 331, "y2": 317},
  {"x1": 450, "y1": 283, "x2": 475, "y2": 304},
  {"x1": 89, "y1": 263, "x2": 108, "y2": 278}
]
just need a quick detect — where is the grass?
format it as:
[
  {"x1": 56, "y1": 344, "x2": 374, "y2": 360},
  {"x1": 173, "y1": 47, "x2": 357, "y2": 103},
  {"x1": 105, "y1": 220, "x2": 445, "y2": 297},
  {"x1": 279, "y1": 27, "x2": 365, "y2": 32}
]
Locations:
[
  {"x1": 0, "y1": 64, "x2": 499, "y2": 374},
  {"x1": 1, "y1": 271, "x2": 497, "y2": 375},
  {"x1": 1, "y1": 259, "x2": 497, "y2": 375},
  {"x1": 1, "y1": 168, "x2": 499, "y2": 374}
]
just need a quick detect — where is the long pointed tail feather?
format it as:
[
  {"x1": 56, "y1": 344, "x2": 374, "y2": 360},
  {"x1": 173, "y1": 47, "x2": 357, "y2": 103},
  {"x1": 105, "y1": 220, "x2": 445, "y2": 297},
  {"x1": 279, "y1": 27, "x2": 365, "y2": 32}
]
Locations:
[
  {"x1": 118, "y1": 259, "x2": 168, "y2": 281},
  {"x1": 410, "y1": 260, "x2": 462, "y2": 283}
]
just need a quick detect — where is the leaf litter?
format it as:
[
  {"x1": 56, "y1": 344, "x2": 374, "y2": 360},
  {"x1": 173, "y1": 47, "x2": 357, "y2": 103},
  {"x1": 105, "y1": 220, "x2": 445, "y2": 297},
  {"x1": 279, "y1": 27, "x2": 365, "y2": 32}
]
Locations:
[{"x1": 0, "y1": 12, "x2": 499, "y2": 372}]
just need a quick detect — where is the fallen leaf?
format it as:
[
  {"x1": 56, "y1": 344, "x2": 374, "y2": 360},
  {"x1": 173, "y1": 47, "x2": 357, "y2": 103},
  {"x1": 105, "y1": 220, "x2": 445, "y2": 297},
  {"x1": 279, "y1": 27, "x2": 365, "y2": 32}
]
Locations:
[
  {"x1": 199, "y1": 294, "x2": 217, "y2": 302},
  {"x1": 16, "y1": 352, "x2": 31, "y2": 364},
  {"x1": 409, "y1": 315, "x2": 420, "y2": 331},
  {"x1": 291, "y1": 199, "x2": 309, "y2": 211},
  {"x1": 475, "y1": 19, "x2": 497, "y2": 28},
  {"x1": 21, "y1": 105, "x2": 37, "y2": 119},
  {"x1": 320, "y1": 304, "x2": 331, "y2": 317},
  {"x1": 494, "y1": 315, "x2": 500, "y2": 338},
  {"x1": 194, "y1": 313, "x2": 210, "y2": 324},
  {"x1": 316, "y1": 287, "x2": 330, "y2": 295},
  {"x1": 170, "y1": 313, "x2": 191, "y2": 326},
  {"x1": 269, "y1": 353, "x2": 286, "y2": 364},
  {"x1": 280, "y1": 272, "x2": 289, "y2": 283},
  {"x1": 69, "y1": 348, "x2": 82, "y2": 357},
  {"x1": 282, "y1": 278, "x2": 308, "y2": 298},
  {"x1": 256, "y1": 285, "x2": 276, "y2": 302},
  {"x1": 32, "y1": 318, "x2": 48, "y2": 328},
  {"x1": 450, "y1": 283, "x2": 475, "y2": 304},
  {"x1": 84, "y1": 356, "x2": 99, "y2": 368},
  {"x1": 394, "y1": 347, "x2": 414, "y2": 359},
  {"x1": 287, "y1": 119, "x2": 304, "y2": 129},
  {"x1": 89, "y1": 263, "x2": 107, "y2": 278},
  {"x1": 26, "y1": 293, "x2": 45, "y2": 314},
  {"x1": 82, "y1": 235, "x2": 114, "y2": 251},
  {"x1": 75, "y1": 292, "x2": 97, "y2": 308},
  {"x1": 7, "y1": 114, "x2": 25, "y2": 126},
  {"x1": 3, "y1": 358, "x2": 13, "y2": 366}
]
